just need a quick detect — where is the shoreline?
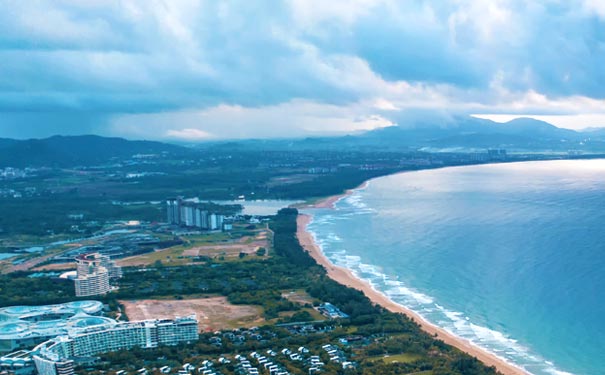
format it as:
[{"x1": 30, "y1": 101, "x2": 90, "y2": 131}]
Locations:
[
  {"x1": 295, "y1": 181, "x2": 369, "y2": 209},
  {"x1": 296, "y1": 211, "x2": 528, "y2": 375}
]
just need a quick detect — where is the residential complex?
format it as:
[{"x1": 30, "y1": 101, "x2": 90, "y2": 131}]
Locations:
[
  {"x1": 166, "y1": 198, "x2": 226, "y2": 231},
  {"x1": 74, "y1": 253, "x2": 122, "y2": 297},
  {"x1": 33, "y1": 316, "x2": 198, "y2": 375}
]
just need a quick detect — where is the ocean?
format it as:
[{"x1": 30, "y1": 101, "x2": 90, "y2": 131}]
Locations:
[{"x1": 305, "y1": 159, "x2": 605, "y2": 375}]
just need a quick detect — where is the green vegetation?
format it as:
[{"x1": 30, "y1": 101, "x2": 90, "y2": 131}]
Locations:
[
  {"x1": 366, "y1": 353, "x2": 423, "y2": 363},
  {"x1": 0, "y1": 139, "x2": 578, "y2": 374},
  {"x1": 0, "y1": 148, "x2": 460, "y2": 238},
  {"x1": 0, "y1": 272, "x2": 76, "y2": 307},
  {"x1": 74, "y1": 209, "x2": 498, "y2": 375},
  {"x1": 0, "y1": 208, "x2": 499, "y2": 374},
  {"x1": 0, "y1": 196, "x2": 163, "y2": 237}
]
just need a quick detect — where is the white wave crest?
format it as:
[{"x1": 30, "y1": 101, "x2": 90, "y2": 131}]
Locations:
[
  {"x1": 386, "y1": 285, "x2": 434, "y2": 305},
  {"x1": 308, "y1": 210, "x2": 576, "y2": 375},
  {"x1": 345, "y1": 194, "x2": 367, "y2": 209}
]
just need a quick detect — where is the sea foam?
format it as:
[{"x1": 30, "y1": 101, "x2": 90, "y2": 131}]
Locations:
[{"x1": 305, "y1": 182, "x2": 581, "y2": 375}]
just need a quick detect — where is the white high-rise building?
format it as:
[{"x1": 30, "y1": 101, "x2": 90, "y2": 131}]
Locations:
[
  {"x1": 166, "y1": 197, "x2": 229, "y2": 231},
  {"x1": 74, "y1": 253, "x2": 121, "y2": 297},
  {"x1": 199, "y1": 210, "x2": 209, "y2": 229},
  {"x1": 33, "y1": 316, "x2": 199, "y2": 375},
  {"x1": 74, "y1": 271, "x2": 109, "y2": 297},
  {"x1": 166, "y1": 198, "x2": 181, "y2": 224},
  {"x1": 183, "y1": 204, "x2": 195, "y2": 227}
]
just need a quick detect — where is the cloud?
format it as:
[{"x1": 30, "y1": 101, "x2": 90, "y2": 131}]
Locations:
[
  {"x1": 166, "y1": 128, "x2": 213, "y2": 140},
  {"x1": 0, "y1": 0, "x2": 604, "y2": 139},
  {"x1": 582, "y1": 0, "x2": 605, "y2": 19},
  {"x1": 110, "y1": 100, "x2": 394, "y2": 140}
]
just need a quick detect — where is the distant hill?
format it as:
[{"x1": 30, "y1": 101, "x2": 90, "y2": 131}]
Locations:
[
  {"x1": 581, "y1": 127, "x2": 605, "y2": 137},
  {"x1": 353, "y1": 116, "x2": 603, "y2": 151},
  {"x1": 3, "y1": 117, "x2": 605, "y2": 166},
  {"x1": 205, "y1": 116, "x2": 605, "y2": 152},
  {"x1": 0, "y1": 135, "x2": 188, "y2": 167},
  {"x1": 0, "y1": 138, "x2": 18, "y2": 149},
  {"x1": 491, "y1": 118, "x2": 580, "y2": 139}
]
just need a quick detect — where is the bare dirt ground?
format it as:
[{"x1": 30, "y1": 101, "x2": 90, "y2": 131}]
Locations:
[{"x1": 119, "y1": 297, "x2": 264, "y2": 332}]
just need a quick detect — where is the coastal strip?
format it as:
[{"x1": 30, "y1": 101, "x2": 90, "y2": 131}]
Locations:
[
  {"x1": 296, "y1": 212, "x2": 529, "y2": 375},
  {"x1": 295, "y1": 181, "x2": 369, "y2": 210}
]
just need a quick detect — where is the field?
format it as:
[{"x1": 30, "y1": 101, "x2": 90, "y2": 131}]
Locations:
[
  {"x1": 119, "y1": 297, "x2": 265, "y2": 331},
  {"x1": 117, "y1": 225, "x2": 270, "y2": 267},
  {"x1": 32, "y1": 262, "x2": 75, "y2": 272},
  {"x1": 367, "y1": 353, "x2": 423, "y2": 364},
  {"x1": 281, "y1": 289, "x2": 316, "y2": 305}
]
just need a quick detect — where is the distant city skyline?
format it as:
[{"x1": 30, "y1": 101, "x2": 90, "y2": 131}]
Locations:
[{"x1": 0, "y1": 1, "x2": 604, "y2": 140}]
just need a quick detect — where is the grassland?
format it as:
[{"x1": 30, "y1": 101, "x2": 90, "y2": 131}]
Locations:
[
  {"x1": 367, "y1": 353, "x2": 424, "y2": 363},
  {"x1": 119, "y1": 297, "x2": 265, "y2": 331},
  {"x1": 117, "y1": 224, "x2": 270, "y2": 267}
]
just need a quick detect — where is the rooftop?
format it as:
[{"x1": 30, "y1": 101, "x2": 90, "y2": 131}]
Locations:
[{"x1": 0, "y1": 301, "x2": 111, "y2": 341}]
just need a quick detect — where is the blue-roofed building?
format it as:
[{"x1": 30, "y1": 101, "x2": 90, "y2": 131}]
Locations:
[
  {"x1": 317, "y1": 303, "x2": 349, "y2": 319},
  {"x1": 0, "y1": 301, "x2": 106, "y2": 352}
]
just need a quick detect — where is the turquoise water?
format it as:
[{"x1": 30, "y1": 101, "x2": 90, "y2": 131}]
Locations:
[{"x1": 305, "y1": 159, "x2": 605, "y2": 375}]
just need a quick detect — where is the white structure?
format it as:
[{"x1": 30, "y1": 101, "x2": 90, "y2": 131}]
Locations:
[
  {"x1": 74, "y1": 271, "x2": 109, "y2": 297},
  {"x1": 74, "y1": 253, "x2": 122, "y2": 297},
  {"x1": 0, "y1": 301, "x2": 106, "y2": 352},
  {"x1": 166, "y1": 198, "x2": 229, "y2": 231},
  {"x1": 33, "y1": 316, "x2": 199, "y2": 375},
  {"x1": 183, "y1": 205, "x2": 195, "y2": 227},
  {"x1": 0, "y1": 350, "x2": 35, "y2": 374},
  {"x1": 166, "y1": 198, "x2": 181, "y2": 224}
]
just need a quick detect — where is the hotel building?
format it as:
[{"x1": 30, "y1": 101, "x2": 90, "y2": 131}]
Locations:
[
  {"x1": 33, "y1": 316, "x2": 198, "y2": 375},
  {"x1": 74, "y1": 253, "x2": 122, "y2": 297},
  {"x1": 0, "y1": 301, "x2": 106, "y2": 353}
]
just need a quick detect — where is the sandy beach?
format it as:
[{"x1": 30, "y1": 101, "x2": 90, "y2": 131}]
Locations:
[
  {"x1": 295, "y1": 181, "x2": 369, "y2": 209},
  {"x1": 297, "y1": 212, "x2": 528, "y2": 375}
]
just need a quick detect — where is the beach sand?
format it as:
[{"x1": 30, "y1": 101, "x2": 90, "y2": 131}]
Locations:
[{"x1": 297, "y1": 213, "x2": 528, "y2": 375}]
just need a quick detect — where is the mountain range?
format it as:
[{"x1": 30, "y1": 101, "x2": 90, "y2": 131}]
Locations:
[
  {"x1": 203, "y1": 116, "x2": 605, "y2": 152},
  {"x1": 355, "y1": 116, "x2": 592, "y2": 150},
  {"x1": 1, "y1": 117, "x2": 604, "y2": 167},
  {"x1": 0, "y1": 135, "x2": 186, "y2": 167}
]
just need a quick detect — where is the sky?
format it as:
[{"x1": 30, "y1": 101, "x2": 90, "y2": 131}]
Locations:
[{"x1": 1, "y1": 0, "x2": 604, "y2": 140}]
